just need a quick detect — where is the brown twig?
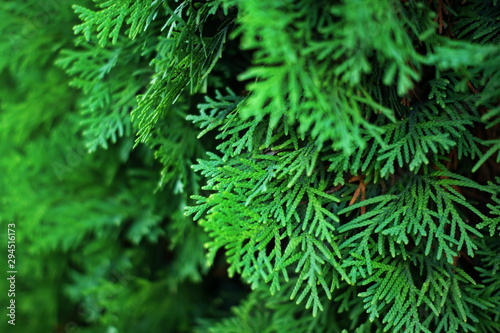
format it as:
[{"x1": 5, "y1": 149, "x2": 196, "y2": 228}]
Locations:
[{"x1": 348, "y1": 175, "x2": 367, "y2": 214}]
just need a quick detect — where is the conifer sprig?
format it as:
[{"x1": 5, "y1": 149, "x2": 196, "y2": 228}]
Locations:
[{"x1": 42, "y1": 0, "x2": 500, "y2": 331}]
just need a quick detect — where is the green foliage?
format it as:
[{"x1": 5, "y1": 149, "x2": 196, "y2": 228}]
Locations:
[
  {"x1": 186, "y1": 0, "x2": 500, "y2": 332},
  {"x1": 72, "y1": 0, "x2": 163, "y2": 46},
  {"x1": 1, "y1": 0, "x2": 499, "y2": 332},
  {"x1": 1, "y1": 1, "x2": 211, "y2": 332}
]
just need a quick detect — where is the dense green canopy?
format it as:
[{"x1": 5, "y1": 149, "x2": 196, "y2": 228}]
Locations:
[{"x1": 0, "y1": 1, "x2": 498, "y2": 332}]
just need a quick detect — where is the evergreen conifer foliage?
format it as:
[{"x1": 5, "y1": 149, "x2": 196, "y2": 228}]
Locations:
[
  {"x1": 187, "y1": 0, "x2": 500, "y2": 332},
  {"x1": 0, "y1": 1, "x2": 213, "y2": 331},
  {"x1": 1, "y1": 0, "x2": 499, "y2": 332}
]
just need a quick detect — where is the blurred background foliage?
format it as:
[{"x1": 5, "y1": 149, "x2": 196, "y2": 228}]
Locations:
[{"x1": 0, "y1": 1, "x2": 245, "y2": 332}]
